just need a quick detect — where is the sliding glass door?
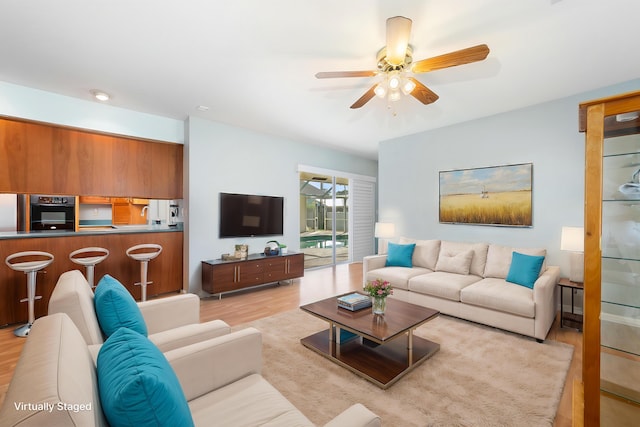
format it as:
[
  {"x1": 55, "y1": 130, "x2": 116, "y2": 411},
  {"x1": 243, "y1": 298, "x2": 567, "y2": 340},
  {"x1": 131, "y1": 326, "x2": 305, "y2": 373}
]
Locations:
[{"x1": 299, "y1": 171, "x2": 349, "y2": 269}]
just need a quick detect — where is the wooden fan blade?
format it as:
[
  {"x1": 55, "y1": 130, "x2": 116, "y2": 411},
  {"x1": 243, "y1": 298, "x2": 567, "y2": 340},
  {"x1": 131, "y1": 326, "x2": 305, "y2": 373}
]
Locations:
[
  {"x1": 411, "y1": 44, "x2": 490, "y2": 74},
  {"x1": 408, "y1": 78, "x2": 439, "y2": 105},
  {"x1": 386, "y1": 16, "x2": 412, "y2": 66},
  {"x1": 350, "y1": 85, "x2": 377, "y2": 109},
  {"x1": 315, "y1": 71, "x2": 377, "y2": 79}
]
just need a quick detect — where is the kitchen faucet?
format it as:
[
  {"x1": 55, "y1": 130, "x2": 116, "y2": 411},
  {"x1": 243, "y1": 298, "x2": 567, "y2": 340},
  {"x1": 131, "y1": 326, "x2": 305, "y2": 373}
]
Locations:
[{"x1": 141, "y1": 206, "x2": 148, "y2": 217}]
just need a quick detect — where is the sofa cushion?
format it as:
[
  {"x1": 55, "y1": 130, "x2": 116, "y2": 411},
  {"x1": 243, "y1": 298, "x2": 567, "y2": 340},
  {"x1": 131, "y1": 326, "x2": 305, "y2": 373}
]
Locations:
[
  {"x1": 460, "y1": 278, "x2": 535, "y2": 318},
  {"x1": 435, "y1": 249, "x2": 474, "y2": 275},
  {"x1": 188, "y1": 373, "x2": 314, "y2": 426},
  {"x1": 408, "y1": 271, "x2": 482, "y2": 302},
  {"x1": 484, "y1": 245, "x2": 547, "y2": 279},
  {"x1": 399, "y1": 237, "x2": 441, "y2": 270},
  {"x1": 439, "y1": 241, "x2": 489, "y2": 277},
  {"x1": 385, "y1": 242, "x2": 416, "y2": 267},
  {"x1": 506, "y1": 252, "x2": 545, "y2": 289},
  {"x1": 366, "y1": 267, "x2": 432, "y2": 290},
  {"x1": 97, "y1": 327, "x2": 194, "y2": 427},
  {"x1": 94, "y1": 274, "x2": 148, "y2": 338},
  {"x1": 48, "y1": 269, "x2": 105, "y2": 345}
]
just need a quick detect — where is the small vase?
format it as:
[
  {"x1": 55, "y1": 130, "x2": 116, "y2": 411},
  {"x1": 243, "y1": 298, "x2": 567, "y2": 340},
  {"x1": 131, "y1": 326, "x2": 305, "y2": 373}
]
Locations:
[{"x1": 372, "y1": 296, "x2": 387, "y2": 315}]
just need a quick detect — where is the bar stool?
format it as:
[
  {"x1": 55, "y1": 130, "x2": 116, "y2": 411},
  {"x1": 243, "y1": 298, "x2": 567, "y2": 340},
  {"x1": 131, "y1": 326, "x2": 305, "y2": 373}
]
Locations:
[
  {"x1": 5, "y1": 251, "x2": 54, "y2": 337},
  {"x1": 126, "y1": 244, "x2": 162, "y2": 301},
  {"x1": 69, "y1": 247, "x2": 110, "y2": 288}
]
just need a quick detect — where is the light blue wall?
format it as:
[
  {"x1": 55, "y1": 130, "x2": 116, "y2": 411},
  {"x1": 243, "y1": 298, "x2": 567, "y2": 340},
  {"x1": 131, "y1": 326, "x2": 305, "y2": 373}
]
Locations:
[
  {"x1": 378, "y1": 79, "x2": 640, "y2": 278},
  {"x1": 185, "y1": 116, "x2": 377, "y2": 293},
  {"x1": 0, "y1": 81, "x2": 184, "y2": 143}
]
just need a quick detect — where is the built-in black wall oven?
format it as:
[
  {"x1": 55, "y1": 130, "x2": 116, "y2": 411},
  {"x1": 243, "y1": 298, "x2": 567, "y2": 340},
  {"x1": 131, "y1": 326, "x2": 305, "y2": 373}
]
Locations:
[{"x1": 30, "y1": 195, "x2": 76, "y2": 231}]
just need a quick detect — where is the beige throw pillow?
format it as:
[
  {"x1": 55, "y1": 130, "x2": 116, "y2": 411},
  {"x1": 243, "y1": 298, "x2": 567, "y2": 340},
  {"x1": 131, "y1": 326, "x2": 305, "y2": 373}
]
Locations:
[{"x1": 435, "y1": 250, "x2": 474, "y2": 275}]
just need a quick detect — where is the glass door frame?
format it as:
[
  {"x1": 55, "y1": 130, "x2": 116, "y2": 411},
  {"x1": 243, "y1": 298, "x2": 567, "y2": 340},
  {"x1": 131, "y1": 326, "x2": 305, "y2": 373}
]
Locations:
[
  {"x1": 580, "y1": 90, "x2": 640, "y2": 426},
  {"x1": 299, "y1": 165, "x2": 352, "y2": 269}
]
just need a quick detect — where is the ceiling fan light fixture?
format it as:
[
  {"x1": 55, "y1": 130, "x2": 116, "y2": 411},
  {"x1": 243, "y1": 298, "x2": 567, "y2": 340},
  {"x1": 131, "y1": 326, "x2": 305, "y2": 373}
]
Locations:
[
  {"x1": 388, "y1": 73, "x2": 401, "y2": 90},
  {"x1": 388, "y1": 90, "x2": 402, "y2": 102},
  {"x1": 374, "y1": 84, "x2": 387, "y2": 98},
  {"x1": 386, "y1": 16, "x2": 412, "y2": 66},
  {"x1": 401, "y1": 78, "x2": 416, "y2": 95}
]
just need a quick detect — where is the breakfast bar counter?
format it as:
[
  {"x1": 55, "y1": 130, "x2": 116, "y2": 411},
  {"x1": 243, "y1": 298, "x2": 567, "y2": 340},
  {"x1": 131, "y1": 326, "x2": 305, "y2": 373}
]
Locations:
[{"x1": 0, "y1": 225, "x2": 183, "y2": 327}]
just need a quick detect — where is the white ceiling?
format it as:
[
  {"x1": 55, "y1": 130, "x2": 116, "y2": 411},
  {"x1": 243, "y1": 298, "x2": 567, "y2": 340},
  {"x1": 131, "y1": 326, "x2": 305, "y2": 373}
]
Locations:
[{"x1": 1, "y1": 0, "x2": 639, "y2": 159}]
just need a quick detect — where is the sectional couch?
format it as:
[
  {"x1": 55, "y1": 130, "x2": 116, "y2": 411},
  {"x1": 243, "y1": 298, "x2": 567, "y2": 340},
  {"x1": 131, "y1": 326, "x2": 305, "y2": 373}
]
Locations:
[{"x1": 363, "y1": 238, "x2": 560, "y2": 341}]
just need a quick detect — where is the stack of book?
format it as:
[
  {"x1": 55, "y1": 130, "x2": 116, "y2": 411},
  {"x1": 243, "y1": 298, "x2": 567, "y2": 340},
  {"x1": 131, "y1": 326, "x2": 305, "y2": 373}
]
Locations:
[{"x1": 337, "y1": 293, "x2": 372, "y2": 311}]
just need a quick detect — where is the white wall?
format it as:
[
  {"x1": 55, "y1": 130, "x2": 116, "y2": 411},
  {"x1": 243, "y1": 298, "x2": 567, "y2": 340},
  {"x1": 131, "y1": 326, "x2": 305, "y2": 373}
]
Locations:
[
  {"x1": 378, "y1": 79, "x2": 640, "y2": 279},
  {"x1": 185, "y1": 116, "x2": 377, "y2": 294}
]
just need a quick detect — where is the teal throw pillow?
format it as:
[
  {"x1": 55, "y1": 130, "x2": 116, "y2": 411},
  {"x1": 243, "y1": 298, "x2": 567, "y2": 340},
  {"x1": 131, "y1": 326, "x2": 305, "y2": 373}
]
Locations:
[
  {"x1": 506, "y1": 251, "x2": 545, "y2": 289},
  {"x1": 97, "y1": 327, "x2": 194, "y2": 427},
  {"x1": 385, "y1": 243, "x2": 416, "y2": 268},
  {"x1": 94, "y1": 274, "x2": 148, "y2": 337}
]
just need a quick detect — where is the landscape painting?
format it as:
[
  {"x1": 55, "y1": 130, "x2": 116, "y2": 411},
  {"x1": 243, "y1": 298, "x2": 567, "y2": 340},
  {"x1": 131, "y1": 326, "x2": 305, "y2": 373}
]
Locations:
[{"x1": 439, "y1": 163, "x2": 533, "y2": 227}]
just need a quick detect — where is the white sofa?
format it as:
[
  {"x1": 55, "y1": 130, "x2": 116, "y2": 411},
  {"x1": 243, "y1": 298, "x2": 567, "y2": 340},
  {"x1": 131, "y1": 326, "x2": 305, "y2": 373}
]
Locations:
[
  {"x1": 0, "y1": 312, "x2": 381, "y2": 427},
  {"x1": 48, "y1": 270, "x2": 232, "y2": 353},
  {"x1": 364, "y1": 238, "x2": 560, "y2": 341}
]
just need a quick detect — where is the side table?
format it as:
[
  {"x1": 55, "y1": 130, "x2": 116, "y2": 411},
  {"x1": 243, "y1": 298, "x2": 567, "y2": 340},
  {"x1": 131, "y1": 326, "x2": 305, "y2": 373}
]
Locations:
[{"x1": 557, "y1": 277, "x2": 583, "y2": 331}]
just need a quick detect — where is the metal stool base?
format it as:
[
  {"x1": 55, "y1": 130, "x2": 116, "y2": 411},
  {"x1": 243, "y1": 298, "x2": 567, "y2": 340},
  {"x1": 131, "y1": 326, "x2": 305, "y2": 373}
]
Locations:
[{"x1": 14, "y1": 323, "x2": 32, "y2": 337}]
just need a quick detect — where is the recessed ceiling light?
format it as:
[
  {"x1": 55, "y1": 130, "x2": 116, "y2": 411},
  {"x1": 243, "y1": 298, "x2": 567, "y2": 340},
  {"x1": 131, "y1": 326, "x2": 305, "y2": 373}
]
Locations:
[
  {"x1": 90, "y1": 90, "x2": 110, "y2": 102},
  {"x1": 196, "y1": 105, "x2": 210, "y2": 111}
]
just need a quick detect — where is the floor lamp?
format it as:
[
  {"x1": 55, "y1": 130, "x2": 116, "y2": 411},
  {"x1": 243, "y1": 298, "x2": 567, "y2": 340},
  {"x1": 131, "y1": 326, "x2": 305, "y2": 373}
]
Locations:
[
  {"x1": 561, "y1": 226, "x2": 584, "y2": 283},
  {"x1": 375, "y1": 222, "x2": 395, "y2": 255}
]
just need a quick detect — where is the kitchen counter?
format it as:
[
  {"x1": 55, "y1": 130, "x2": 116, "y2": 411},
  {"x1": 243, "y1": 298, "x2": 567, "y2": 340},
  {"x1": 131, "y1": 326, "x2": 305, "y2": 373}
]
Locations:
[
  {"x1": 0, "y1": 224, "x2": 184, "y2": 326},
  {"x1": 0, "y1": 223, "x2": 183, "y2": 240}
]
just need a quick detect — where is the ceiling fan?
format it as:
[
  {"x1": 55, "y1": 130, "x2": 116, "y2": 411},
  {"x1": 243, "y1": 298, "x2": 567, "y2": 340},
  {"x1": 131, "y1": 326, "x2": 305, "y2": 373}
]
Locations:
[{"x1": 315, "y1": 16, "x2": 490, "y2": 109}]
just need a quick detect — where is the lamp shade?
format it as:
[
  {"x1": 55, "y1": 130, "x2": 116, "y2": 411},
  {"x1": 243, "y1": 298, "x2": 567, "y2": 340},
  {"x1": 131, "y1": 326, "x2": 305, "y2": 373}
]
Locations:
[
  {"x1": 561, "y1": 226, "x2": 584, "y2": 252},
  {"x1": 374, "y1": 222, "x2": 395, "y2": 239}
]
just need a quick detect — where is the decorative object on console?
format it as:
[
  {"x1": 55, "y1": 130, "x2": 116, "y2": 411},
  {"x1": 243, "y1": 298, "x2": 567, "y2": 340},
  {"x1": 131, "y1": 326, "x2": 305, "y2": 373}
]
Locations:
[
  {"x1": 235, "y1": 244, "x2": 248, "y2": 259},
  {"x1": 374, "y1": 222, "x2": 395, "y2": 254},
  {"x1": 264, "y1": 240, "x2": 280, "y2": 256},
  {"x1": 364, "y1": 278, "x2": 393, "y2": 315},
  {"x1": 439, "y1": 163, "x2": 533, "y2": 227},
  {"x1": 560, "y1": 226, "x2": 584, "y2": 283}
]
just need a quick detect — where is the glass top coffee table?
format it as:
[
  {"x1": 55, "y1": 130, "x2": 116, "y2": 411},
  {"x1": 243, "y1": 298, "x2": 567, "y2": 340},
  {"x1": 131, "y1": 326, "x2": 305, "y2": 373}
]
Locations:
[{"x1": 300, "y1": 293, "x2": 440, "y2": 389}]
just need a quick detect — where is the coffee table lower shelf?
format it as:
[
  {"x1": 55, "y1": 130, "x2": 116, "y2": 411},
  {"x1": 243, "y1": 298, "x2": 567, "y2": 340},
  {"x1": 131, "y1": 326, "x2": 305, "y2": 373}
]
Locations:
[{"x1": 300, "y1": 328, "x2": 439, "y2": 389}]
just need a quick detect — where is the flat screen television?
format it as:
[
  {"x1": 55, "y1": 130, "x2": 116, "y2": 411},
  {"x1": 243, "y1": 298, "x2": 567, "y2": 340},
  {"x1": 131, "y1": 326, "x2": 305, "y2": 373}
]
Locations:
[{"x1": 219, "y1": 192, "x2": 284, "y2": 238}]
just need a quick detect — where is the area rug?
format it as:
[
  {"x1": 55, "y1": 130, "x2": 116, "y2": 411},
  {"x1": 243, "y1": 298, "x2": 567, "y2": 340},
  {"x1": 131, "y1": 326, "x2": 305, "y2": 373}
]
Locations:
[{"x1": 235, "y1": 310, "x2": 573, "y2": 427}]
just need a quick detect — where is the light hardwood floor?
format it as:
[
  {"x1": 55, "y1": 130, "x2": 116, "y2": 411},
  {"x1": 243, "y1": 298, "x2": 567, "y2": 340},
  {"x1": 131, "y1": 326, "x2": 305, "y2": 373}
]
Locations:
[{"x1": 0, "y1": 262, "x2": 581, "y2": 426}]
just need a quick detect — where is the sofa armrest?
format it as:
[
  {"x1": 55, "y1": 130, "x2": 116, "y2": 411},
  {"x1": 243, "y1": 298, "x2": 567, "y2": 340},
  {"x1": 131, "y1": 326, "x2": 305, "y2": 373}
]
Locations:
[
  {"x1": 164, "y1": 327, "x2": 262, "y2": 401},
  {"x1": 362, "y1": 255, "x2": 388, "y2": 284},
  {"x1": 149, "y1": 320, "x2": 231, "y2": 352},
  {"x1": 138, "y1": 293, "x2": 201, "y2": 334},
  {"x1": 532, "y1": 265, "x2": 560, "y2": 340},
  {"x1": 323, "y1": 403, "x2": 381, "y2": 427}
]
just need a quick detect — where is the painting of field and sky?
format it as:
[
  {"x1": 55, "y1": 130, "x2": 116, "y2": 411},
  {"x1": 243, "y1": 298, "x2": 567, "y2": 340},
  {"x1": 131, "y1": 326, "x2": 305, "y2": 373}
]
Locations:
[{"x1": 439, "y1": 163, "x2": 532, "y2": 226}]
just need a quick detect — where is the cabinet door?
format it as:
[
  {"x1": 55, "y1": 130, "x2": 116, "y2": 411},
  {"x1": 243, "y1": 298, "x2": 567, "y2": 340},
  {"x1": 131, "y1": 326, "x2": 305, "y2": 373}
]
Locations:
[
  {"x1": 79, "y1": 196, "x2": 111, "y2": 204},
  {"x1": 112, "y1": 203, "x2": 131, "y2": 225},
  {"x1": 202, "y1": 262, "x2": 238, "y2": 294},
  {"x1": 264, "y1": 257, "x2": 287, "y2": 282},
  {"x1": 284, "y1": 253, "x2": 305, "y2": 279},
  {"x1": 237, "y1": 261, "x2": 264, "y2": 286}
]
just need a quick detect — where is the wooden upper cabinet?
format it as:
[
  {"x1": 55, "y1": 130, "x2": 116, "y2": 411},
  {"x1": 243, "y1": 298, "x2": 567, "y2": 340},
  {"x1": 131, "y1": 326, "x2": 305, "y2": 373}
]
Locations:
[{"x1": 0, "y1": 117, "x2": 183, "y2": 198}]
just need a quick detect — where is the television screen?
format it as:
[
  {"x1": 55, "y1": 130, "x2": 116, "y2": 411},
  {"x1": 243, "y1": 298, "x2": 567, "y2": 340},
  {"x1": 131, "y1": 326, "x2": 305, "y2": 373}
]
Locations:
[{"x1": 219, "y1": 192, "x2": 284, "y2": 238}]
